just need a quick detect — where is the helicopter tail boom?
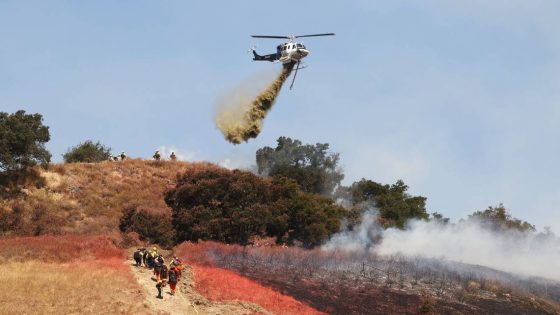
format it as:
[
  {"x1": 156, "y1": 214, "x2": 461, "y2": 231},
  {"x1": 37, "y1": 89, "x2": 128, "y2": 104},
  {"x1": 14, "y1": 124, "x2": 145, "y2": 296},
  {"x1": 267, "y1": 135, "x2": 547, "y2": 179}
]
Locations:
[{"x1": 252, "y1": 50, "x2": 277, "y2": 62}]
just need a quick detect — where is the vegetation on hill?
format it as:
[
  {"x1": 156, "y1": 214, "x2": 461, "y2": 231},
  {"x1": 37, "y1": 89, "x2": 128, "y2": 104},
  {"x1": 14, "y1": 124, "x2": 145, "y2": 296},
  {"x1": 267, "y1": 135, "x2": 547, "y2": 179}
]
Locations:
[
  {"x1": 0, "y1": 110, "x2": 51, "y2": 196},
  {"x1": 0, "y1": 159, "x2": 196, "y2": 237},
  {"x1": 468, "y1": 203, "x2": 536, "y2": 232},
  {"x1": 0, "y1": 110, "x2": 51, "y2": 172},
  {"x1": 165, "y1": 164, "x2": 345, "y2": 247},
  {"x1": 347, "y1": 178, "x2": 429, "y2": 228},
  {"x1": 256, "y1": 136, "x2": 344, "y2": 195},
  {"x1": 0, "y1": 134, "x2": 542, "y2": 249},
  {"x1": 63, "y1": 140, "x2": 112, "y2": 163},
  {"x1": 119, "y1": 206, "x2": 175, "y2": 247}
]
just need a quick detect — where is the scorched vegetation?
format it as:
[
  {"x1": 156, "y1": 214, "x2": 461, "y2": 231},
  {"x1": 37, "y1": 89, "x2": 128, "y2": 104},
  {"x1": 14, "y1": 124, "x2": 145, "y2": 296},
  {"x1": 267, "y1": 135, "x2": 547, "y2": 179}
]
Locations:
[{"x1": 175, "y1": 241, "x2": 560, "y2": 315}]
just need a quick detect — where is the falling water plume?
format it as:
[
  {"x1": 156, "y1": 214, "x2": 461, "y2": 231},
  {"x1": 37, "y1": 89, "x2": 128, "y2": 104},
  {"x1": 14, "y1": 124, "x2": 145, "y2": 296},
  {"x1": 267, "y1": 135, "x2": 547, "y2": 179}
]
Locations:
[{"x1": 215, "y1": 62, "x2": 295, "y2": 144}]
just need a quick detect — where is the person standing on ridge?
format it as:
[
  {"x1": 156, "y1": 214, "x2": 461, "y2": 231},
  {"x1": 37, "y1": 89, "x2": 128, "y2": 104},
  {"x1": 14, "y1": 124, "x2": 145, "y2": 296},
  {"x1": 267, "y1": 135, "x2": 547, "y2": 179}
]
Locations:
[
  {"x1": 153, "y1": 150, "x2": 161, "y2": 161},
  {"x1": 120, "y1": 151, "x2": 127, "y2": 160},
  {"x1": 170, "y1": 151, "x2": 177, "y2": 161}
]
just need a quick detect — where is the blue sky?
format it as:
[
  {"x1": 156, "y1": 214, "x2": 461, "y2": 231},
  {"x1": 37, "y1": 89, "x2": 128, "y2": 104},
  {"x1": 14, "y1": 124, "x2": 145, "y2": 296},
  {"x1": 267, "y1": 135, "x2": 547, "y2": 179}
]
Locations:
[{"x1": 1, "y1": 1, "x2": 559, "y2": 232}]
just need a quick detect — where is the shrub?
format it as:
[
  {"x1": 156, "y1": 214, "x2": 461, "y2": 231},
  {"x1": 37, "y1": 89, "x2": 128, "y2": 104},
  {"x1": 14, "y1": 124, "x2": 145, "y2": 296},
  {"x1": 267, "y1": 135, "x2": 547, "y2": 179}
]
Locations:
[
  {"x1": 419, "y1": 292, "x2": 435, "y2": 313},
  {"x1": 63, "y1": 140, "x2": 111, "y2": 163},
  {"x1": 119, "y1": 206, "x2": 175, "y2": 248},
  {"x1": 0, "y1": 203, "x2": 63, "y2": 236}
]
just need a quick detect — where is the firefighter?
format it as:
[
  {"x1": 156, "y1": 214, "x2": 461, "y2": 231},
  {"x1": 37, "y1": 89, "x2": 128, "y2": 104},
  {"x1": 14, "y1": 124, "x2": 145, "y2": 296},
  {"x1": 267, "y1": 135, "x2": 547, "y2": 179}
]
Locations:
[
  {"x1": 171, "y1": 256, "x2": 183, "y2": 281},
  {"x1": 133, "y1": 248, "x2": 144, "y2": 267},
  {"x1": 155, "y1": 280, "x2": 165, "y2": 299},
  {"x1": 168, "y1": 266, "x2": 178, "y2": 295},
  {"x1": 153, "y1": 150, "x2": 161, "y2": 161}
]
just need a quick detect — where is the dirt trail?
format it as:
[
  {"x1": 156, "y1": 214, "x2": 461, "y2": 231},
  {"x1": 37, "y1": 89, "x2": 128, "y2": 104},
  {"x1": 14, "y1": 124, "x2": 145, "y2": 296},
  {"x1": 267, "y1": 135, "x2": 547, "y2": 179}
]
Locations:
[{"x1": 128, "y1": 260, "x2": 270, "y2": 315}]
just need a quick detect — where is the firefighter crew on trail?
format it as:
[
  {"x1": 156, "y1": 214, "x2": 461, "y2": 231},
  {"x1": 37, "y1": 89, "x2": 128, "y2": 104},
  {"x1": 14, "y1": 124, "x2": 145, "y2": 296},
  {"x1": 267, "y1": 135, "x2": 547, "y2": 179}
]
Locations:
[{"x1": 131, "y1": 250, "x2": 184, "y2": 299}]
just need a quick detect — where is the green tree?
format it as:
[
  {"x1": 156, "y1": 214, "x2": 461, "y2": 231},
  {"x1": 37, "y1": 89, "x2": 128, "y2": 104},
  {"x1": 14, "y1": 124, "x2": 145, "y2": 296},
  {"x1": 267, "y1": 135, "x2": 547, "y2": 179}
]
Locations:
[
  {"x1": 119, "y1": 207, "x2": 176, "y2": 248},
  {"x1": 287, "y1": 193, "x2": 345, "y2": 247},
  {"x1": 0, "y1": 110, "x2": 51, "y2": 172},
  {"x1": 256, "y1": 136, "x2": 344, "y2": 195},
  {"x1": 63, "y1": 140, "x2": 111, "y2": 163},
  {"x1": 165, "y1": 165, "x2": 345, "y2": 247},
  {"x1": 430, "y1": 212, "x2": 450, "y2": 224},
  {"x1": 468, "y1": 203, "x2": 535, "y2": 232},
  {"x1": 350, "y1": 179, "x2": 428, "y2": 228}
]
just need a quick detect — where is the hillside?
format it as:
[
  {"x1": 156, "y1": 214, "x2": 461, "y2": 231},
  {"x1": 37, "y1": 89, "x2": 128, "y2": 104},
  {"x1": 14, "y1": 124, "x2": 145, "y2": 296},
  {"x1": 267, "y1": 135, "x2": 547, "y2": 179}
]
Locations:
[
  {"x1": 1, "y1": 159, "x2": 201, "y2": 235},
  {"x1": 1, "y1": 160, "x2": 559, "y2": 314}
]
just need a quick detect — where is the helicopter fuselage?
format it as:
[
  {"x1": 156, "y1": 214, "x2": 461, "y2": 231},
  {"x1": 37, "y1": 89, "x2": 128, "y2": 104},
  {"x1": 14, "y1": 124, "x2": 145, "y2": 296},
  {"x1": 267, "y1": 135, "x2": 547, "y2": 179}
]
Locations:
[{"x1": 252, "y1": 42, "x2": 309, "y2": 64}]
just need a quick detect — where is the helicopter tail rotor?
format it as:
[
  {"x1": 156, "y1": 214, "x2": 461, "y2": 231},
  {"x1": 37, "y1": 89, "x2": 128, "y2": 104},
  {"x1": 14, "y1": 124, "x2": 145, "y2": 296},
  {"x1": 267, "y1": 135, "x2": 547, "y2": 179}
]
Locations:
[{"x1": 247, "y1": 45, "x2": 256, "y2": 53}]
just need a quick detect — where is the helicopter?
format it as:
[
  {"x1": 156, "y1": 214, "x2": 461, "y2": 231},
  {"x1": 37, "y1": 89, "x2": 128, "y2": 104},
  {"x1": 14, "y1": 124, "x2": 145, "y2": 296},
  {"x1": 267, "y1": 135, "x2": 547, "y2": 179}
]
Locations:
[{"x1": 249, "y1": 33, "x2": 335, "y2": 89}]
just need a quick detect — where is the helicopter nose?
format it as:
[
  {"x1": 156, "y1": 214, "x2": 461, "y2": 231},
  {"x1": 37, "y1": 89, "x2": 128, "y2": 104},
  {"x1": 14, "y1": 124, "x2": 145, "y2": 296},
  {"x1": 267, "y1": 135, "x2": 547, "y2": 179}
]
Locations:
[{"x1": 299, "y1": 49, "x2": 309, "y2": 56}]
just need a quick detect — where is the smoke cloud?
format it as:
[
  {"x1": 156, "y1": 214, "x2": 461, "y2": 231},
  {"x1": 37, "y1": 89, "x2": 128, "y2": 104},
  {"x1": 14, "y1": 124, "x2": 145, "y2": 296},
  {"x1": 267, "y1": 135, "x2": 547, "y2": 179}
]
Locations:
[
  {"x1": 323, "y1": 210, "x2": 383, "y2": 252},
  {"x1": 215, "y1": 63, "x2": 295, "y2": 144},
  {"x1": 324, "y1": 210, "x2": 560, "y2": 281}
]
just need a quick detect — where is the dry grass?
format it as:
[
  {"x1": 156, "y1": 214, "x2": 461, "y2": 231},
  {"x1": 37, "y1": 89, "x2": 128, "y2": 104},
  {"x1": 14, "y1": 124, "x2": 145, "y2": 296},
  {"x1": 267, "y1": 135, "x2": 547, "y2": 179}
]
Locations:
[
  {"x1": 0, "y1": 235, "x2": 152, "y2": 315},
  {"x1": 0, "y1": 234, "x2": 123, "y2": 263},
  {"x1": 191, "y1": 264, "x2": 325, "y2": 315},
  {"x1": 1, "y1": 159, "x2": 217, "y2": 235},
  {"x1": 0, "y1": 261, "x2": 148, "y2": 315}
]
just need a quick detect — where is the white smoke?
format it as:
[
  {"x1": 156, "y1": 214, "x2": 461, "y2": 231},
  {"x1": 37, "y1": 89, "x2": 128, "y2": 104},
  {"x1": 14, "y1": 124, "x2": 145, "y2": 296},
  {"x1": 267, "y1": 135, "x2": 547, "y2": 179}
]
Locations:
[
  {"x1": 324, "y1": 211, "x2": 560, "y2": 281},
  {"x1": 156, "y1": 146, "x2": 196, "y2": 161},
  {"x1": 323, "y1": 210, "x2": 383, "y2": 252}
]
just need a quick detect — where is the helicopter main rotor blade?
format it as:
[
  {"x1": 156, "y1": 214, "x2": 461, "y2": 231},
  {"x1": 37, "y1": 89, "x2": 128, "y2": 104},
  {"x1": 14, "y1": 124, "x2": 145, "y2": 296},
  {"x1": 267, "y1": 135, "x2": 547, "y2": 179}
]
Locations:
[
  {"x1": 251, "y1": 35, "x2": 291, "y2": 39},
  {"x1": 294, "y1": 33, "x2": 335, "y2": 38}
]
